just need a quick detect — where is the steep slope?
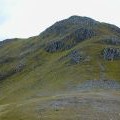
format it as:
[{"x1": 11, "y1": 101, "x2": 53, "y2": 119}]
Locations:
[{"x1": 0, "y1": 16, "x2": 120, "y2": 120}]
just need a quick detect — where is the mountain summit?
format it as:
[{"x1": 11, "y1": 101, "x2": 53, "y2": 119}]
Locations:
[{"x1": 40, "y1": 16, "x2": 99, "y2": 38}]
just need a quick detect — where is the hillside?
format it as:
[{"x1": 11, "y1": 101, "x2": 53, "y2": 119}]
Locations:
[{"x1": 0, "y1": 16, "x2": 120, "y2": 120}]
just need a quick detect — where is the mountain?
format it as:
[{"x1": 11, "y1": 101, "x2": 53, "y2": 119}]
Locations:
[{"x1": 0, "y1": 16, "x2": 120, "y2": 120}]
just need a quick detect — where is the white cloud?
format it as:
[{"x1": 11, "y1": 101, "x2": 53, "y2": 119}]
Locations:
[{"x1": 0, "y1": 0, "x2": 120, "y2": 40}]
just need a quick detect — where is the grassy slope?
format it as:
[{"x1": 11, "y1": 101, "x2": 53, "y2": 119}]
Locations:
[{"x1": 0, "y1": 19, "x2": 120, "y2": 119}]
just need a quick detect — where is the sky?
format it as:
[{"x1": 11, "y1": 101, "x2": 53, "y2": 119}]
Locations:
[{"x1": 0, "y1": 0, "x2": 120, "y2": 41}]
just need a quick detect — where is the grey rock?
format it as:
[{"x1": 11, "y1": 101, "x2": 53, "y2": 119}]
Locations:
[
  {"x1": 45, "y1": 41, "x2": 64, "y2": 52},
  {"x1": 59, "y1": 50, "x2": 87, "y2": 64},
  {"x1": 68, "y1": 50, "x2": 85, "y2": 64},
  {"x1": 102, "y1": 47, "x2": 120, "y2": 60},
  {"x1": 14, "y1": 63, "x2": 25, "y2": 72},
  {"x1": 101, "y1": 36, "x2": 120, "y2": 45},
  {"x1": 67, "y1": 15, "x2": 99, "y2": 26},
  {"x1": 71, "y1": 28, "x2": 96, "y2": 41},
  {"x1": 45, "y1": 28, "x2": 96, "y2": 52}
]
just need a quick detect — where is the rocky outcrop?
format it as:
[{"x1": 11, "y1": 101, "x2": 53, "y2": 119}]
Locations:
[
  {"x1": 45, "y1": 28, "x2": 96, "y2": 52},
  {"x1": 101, "y1": 36, "x2": 120, "y2": 45},
  {"x1": 68, "y1": 50, "x2": 85, "y2": 64},
  {"x1": 70, "y1": 28, "x2": 96, "y2": 41},
  {"x1": 59, "y1": 50, "x2": 88, "y2": 64},
  {"x1": 102, "y1": 47, "x2": 120, "y2": 60},
  {"x1": 45, "y1": 41, "x2": 64, "y2": 52},
  {"x1": 14, "y1": 63, "x2": 25, "y2": 72}
]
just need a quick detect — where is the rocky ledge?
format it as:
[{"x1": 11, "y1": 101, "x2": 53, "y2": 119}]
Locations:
[{"x1": 102, "y1": 47, "x2": 120, "y2": 60}]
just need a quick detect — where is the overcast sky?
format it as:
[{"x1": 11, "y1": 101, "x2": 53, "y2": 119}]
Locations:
[{"x1": 0, "y1": 0, "x2": 120, "y2": 41}]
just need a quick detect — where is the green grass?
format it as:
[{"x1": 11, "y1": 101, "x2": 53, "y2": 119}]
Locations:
[{"x1": 0, "y1": 16, "x2": 120, "y2": 119}]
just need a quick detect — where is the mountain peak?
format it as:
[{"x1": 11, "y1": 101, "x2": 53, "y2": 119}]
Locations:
[
  {"x1": 68, "y1": 15, "x2": 95, "y2": 20},
  {"x1": 67, "y1": 15, "x2": 99, "y2": 25},
  {"x1": 40, "y1": 15, "x2": 99, "y2": 38}
]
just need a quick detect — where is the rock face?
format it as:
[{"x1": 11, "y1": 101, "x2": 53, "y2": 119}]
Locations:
[
  {"x1": 101, "y1": 36, "x2": 120, "y2": 45},
  {"x1": 102, "y1": 47, "x2": 120, "y2": 60},
  {"x1": 59, "y1": 50, "x2": 87, "y2": 64},
  {"x1": 68, "y1": 50, "x2": 85, "y2": 64},
  {"x1": 71, "y1": 28, "x2": 96, "y2": 41},
  {"x1": 45, "y1": 41, "x2": 64, "y2": 52},
  {"x1": 45, "y1": 28, "x2": 96, "y2": 52}
]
